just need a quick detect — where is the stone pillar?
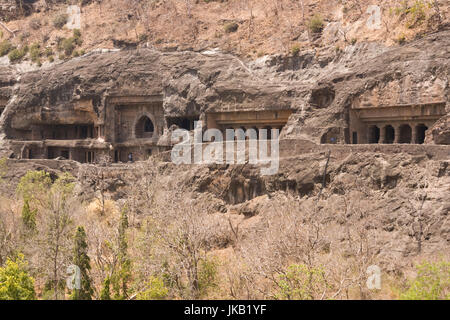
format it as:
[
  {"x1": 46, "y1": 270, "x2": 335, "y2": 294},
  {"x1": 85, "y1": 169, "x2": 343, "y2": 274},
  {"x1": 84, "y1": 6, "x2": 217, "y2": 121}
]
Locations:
[
  {"x1": 411, "y1": 124, "x2": 417, "y2": 144},
  {"x1": 379, "y1": 125, "x2": 385, "y2": 144},
  {"x1": 366, "y1": 127, "x2": 372, "y2": 144},
  {"x1": 394, "y1": 124, "x2": 400, "y2": 144}
]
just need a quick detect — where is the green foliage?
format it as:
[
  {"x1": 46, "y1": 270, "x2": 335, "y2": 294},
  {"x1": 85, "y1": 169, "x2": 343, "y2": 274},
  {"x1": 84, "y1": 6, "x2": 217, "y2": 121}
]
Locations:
[
  {"x1": 397, "y1": 33, "x2": 407, "y2": 44},
  {"x1": 17, "y1": 170, "x2": 52, "y2": 204},
  {"x1": 393, "y1": 0, "x2": 430, "y2": 28},
  {"x1": 53, "y1": 14, "x2": 68, "y2": 29},
  {"x1": 60, "y1": 38, "x2": 76, "y2": 56},
  {"x1": 41, "y1": 278, "x2": 66, "y2": 300},
  {"x1": 30, "y1": 43, "x2": 41, "y2": 63},
  {"x1": 8, "y1": 47, "x2": 27, "y2": 63},
  {"x1": 70, "y1": 226, "x2": 93, "y2": 300},
  {"x1": 72, "y1": 29, "x2": 83, "y2": 46},
  {"x1": 198, "y1": 258, "x2": 219, "y2": 297},
  {"x1": 111, "y1": 207, "x2": 131, "y2": 300},
  {"x1": 308, "y1": 14, "x2": 324, "y2": 34},
  {"x1": 100, "y1": 277, "x2": 111, "y2": 300},
  {"x1": 274, "y1": 264, "x2": 330, "y2": 300},
  {"x1": 407, "y1": 1, "x2": 428, "y2": 28},
  {"x1": 44, "y1": 47, "x2": 53, "y2": 57},
  {"x1": 0, "y1": 157, "x2": 7, "y2": 182},
  {"x1": 21, "y1": 199, "x2": 37, "y2": 232},
  {"x1": 0, "y1": 40, "x2": 14, "y2": 57},
  {"x1": 51, "y1": 172, "x2": 75, "y2": 199},
  {"x1": 401, "y1": 261, "x2": 450, "y2": 300},
  {"x1": 137, "y1": 276, "x2": 169, "y2": 300},
  {"x1": 224, "y1": 22, "x2": 239, "y2": 33},
  {"x1": 0, "y1": 254, "x2": 36, "y2": 300},
  {"x1": 291, "y1": 44, "x2": 300, "y2": 56},
  {"x1": 57, "y1": 31, "x2": 82, "y2": 57}
]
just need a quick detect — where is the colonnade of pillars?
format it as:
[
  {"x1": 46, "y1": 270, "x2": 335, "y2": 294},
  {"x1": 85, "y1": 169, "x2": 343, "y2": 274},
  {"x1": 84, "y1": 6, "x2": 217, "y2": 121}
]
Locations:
[
  {"x1": 222, "y1": 126, "x2": 283, "y2": 140},
  {"x1": 363, "y1": 123, "x2": 428, "y2": 144}
]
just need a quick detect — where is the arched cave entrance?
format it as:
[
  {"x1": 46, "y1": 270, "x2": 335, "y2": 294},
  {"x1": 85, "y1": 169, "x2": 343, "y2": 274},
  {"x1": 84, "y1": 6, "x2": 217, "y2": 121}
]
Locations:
[
  {"x1": 399, "y1": 124, "x2": 412, "y2": 144},
  {"x1": 384, "y1": 125, "x2": 395, "y2": 144},
  {"x1": 368, "y1": 125, "x2": 380, "y2": 144},
  {"x1": 135, "y1": 116, "x2": 154, "y2": 138},
  {"x1": 415, "y1": 124, "x2": 428, "y2": 144}
]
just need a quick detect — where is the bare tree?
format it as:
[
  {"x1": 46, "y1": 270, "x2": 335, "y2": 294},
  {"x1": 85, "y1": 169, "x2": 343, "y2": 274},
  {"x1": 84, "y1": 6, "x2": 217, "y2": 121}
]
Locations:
[{"x1": 37, "y1": 175, "x2": 79, "y2": 299}]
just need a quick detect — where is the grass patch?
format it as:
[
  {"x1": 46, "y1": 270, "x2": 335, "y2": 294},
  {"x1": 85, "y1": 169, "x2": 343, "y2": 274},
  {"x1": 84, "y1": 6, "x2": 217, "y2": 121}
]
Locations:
[
  {"x1": 53, "y1": 14, "x2": 68, "y2": 29},
  {"x1": 224, "y1": 22, "x2": 239, "y2": 33},
  {"x1": 309, "y1": 14, "x2": 324, "y2": 34},
  {"x1": 0, "y1": 40, "x2": 14, "y2": 57}
]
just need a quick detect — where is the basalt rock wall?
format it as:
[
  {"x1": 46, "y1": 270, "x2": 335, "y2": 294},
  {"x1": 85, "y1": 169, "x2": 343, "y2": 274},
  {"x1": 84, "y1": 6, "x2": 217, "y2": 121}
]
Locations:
[{"x1": 0, "y1": 28, "x2": 448, "y2": 146}]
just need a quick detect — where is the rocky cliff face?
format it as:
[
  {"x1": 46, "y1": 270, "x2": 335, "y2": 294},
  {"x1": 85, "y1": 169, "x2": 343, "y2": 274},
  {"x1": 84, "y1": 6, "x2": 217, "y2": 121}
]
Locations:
[
  {"x1": 0, "y1": 21, "x2": 448, "y2": 298},
  {"x1": 0, "y1": 28, "x2": 449, "y2": 145}
]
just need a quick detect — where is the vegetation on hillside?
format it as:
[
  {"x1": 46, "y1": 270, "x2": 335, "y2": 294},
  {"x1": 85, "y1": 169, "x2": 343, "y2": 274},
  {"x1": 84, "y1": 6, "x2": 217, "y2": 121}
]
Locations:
[
  {"x1": 0, "y1": 163, "x2": 448, "y2": 300},
  {"x1": 0, "y1": 0, "x2": 446, "y2": 62}
]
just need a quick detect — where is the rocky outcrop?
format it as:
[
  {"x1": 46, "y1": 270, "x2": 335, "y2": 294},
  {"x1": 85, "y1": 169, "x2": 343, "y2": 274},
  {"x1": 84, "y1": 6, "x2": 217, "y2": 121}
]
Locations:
[
  {"x1": 0, "y1": 65, "x2": 15, "y2": 100},
  {"x1": 0, "y1": 28, "x2": 448, "y2": 144}
]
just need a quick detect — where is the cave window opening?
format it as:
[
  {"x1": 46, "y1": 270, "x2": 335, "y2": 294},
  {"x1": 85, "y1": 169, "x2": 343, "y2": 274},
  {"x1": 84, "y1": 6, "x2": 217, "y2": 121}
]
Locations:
[
  {"x1": 384, "y1": 125, "x2": 395, "y2": 144},
  {"x1": 47, "y1": 147, "x2": 55, "y2": 159},
  {"x1": 61, "y1": 150, "x2": 69, "y2": 160},
  {"x1": 352, "y1": 132, "x2": 358, "y2": 144},
  {"x1": 80, "y1": 126, "x2": 88, "y2": 139},
  {"x1": 416, "y1": 124, "x2": 428, "y2": 144},
  {"x1": 85, "y1": 151, "x2": 95, "y2": 163},
  {"x1": 368, "y1": 125, "x2": 380, "y2": 144},
  {"x1": 399, "y1": 124, "x2": 412, "y2": 144},
  {"x1": 135, "y1": 116, "x2": 154, "y2": 138},
  {"x1": 144, "y1": 118, "x2": 154, "y2": 133},
  {"x1": 167, "y1": 116, "x2": 199, "y2": 131}
]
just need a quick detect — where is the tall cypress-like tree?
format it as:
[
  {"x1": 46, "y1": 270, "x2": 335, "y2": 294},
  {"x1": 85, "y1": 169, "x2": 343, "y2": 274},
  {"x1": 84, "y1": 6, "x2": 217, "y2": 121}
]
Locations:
[
  {"x1": 112, "y1": 207, "x2": 131, "y2": 299},
  {"x1": 70, "y1": 226, "x2": 93, "y2": 300},
  {"x1": 21, "y1": 198, "x2": 37, "y2": 232},
  {"x1": 99, "y1": 276, "x2": 111, "y2": 300}
]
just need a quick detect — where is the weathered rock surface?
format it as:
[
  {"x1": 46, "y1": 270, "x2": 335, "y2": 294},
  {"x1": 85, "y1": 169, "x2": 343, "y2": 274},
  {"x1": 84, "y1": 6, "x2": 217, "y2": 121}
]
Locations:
[{"x1": 0, "y1": 28, "x2": 448, "y2": 144}]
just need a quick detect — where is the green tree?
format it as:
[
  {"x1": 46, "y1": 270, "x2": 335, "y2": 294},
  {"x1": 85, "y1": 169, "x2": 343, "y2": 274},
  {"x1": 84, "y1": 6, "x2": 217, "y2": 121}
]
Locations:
[
  {"x1": 137, "y1": 276, "x2": 168, "y2": 300},
  {"x1": 0, "y1": 254, "x2": 36, "y2": 300},
  {"x1": 21, "y1": 199, "x2": 37, "y2": 232},
  {"x1": 70, "y1": 226, "x2": 93, "y2": 300},
  {"x1": 111, "y1": 207, "x2": 131, "y2": 300},
  {"x1": 41, "y1": 172, "x2": 76, "y2": 299},
  {"x1": 99, "y1": 277, "x2": 111, "y2": 300},
  {"x1": 16, "y1": 170, "x2": 52, "y2": 207},
  {"x1": 401, "y1": 260, "x2": 450, "y2": 300},
  {"x1": 0, "y1": 157, "x2": 7, "y2": 181},
  {"x1": 274, "y1": 264, "x2": 330, "y2": 300},
  {"x1": 198, "y1": 258, "x2": 219, "y2": 298}
]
